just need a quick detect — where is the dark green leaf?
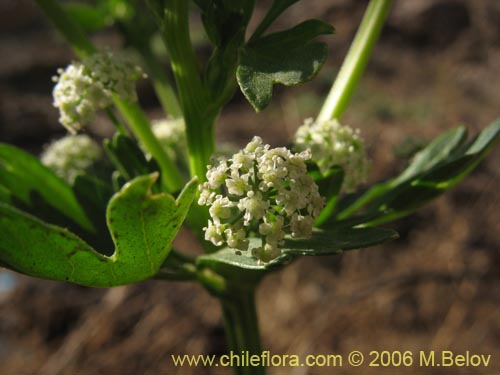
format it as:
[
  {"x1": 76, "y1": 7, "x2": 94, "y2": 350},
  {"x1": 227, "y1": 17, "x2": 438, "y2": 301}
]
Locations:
[
  {"x1": 249, "y1": 19, "x2": 334, "y2": 50},
  {"x1": 72, "y1": 174, "x2": 115, "y2": 252},
  {"x1": 0, "y1": 185, "x2": 11, "y2": 205},
  {"x1": 283, "y1": 227, "x2": 398, "y2": 256},
  {"x1": 237, "y1": 20, "x2": 333, "y2": 111},
  {"x1": 339, "y1": 118, "x2": 500, "y2": 226},
  {"x1": 196, "y1": 238, "x2": 292, "y2": 283},
  {"x1": 197, "y1": 226, "x2": 397, "y2": 277},
  {"x1": 104, "y1": 133, "x2": 160, "y2": 190},
  {"x1": 392, "y1": 126, "x2": 467, "y2": 185},
  {"x1": 194, "y1": 0, "x2": 255, "y2": 46},
  {"x1": 250, "y1": 0, "x2": 300, "y2": 41},
  {"x1": 64, "y1": 2, "x2": 111, "y2": 32},
  {"x1": 0, "y1": 144, "x2": 93, "y2": 231},
  {"x1": 0, "y1": 174, "x2": 198, "y2": 287}
]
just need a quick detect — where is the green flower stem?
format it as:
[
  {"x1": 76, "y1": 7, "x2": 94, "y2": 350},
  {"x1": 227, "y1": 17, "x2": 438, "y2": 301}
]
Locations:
[
  {"x1": 337, "y1": 182, "x2": 389, "y2": 220},
  {"x1": 318, "y1": 0, "x2": 393, "y2": 122},
  {"x1": 35, "y1": 0, "x2": 183, "y2": 193},
  {"x1": 105, "y1": 108, "x2": 129, "y2": 136},
  {"x1": 220, "y1": 288, "x2": 265, "y2": 375},
  {"x1": 159, "y1": 0, "x2": 216, "y2": 182}
]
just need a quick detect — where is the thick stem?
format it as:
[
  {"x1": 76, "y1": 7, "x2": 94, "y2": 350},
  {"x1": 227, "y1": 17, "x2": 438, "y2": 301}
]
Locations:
[
  {"x1": 161, "y1": 0, "x2": 216, "y2": 181},
  {"x1": 220, "y1": 288, "x2": 265, "y2": 375},
  {"x1": 318, "y1": 0, "x2": 393, "y2": 122}
]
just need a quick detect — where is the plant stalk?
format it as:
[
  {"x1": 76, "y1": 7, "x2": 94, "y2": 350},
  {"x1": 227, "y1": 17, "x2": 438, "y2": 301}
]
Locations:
[
  {"x1": 159, "y1": 0, "x2": 216, "y2": 182},
  {"x1": 220, "y1": 287, "x2": 265, "y2": 375},
  {"x1": 318, "y1": 0, "x2": 393, "y2": 122}
]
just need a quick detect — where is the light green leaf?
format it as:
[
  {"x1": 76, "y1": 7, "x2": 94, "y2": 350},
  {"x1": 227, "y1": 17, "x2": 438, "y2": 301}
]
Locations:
[
  {"x1": 237, "y1": 20, "x2": 334, "y2": 111},
  {"x1": 0, "y1": 174, "x2": 198, "y2": 287},
  {"x1": 0, "y1": 143, "x2": 94, "y2": 231}
]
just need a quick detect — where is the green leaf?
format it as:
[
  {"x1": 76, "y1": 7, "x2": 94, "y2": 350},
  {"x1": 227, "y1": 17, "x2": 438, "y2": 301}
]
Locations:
[
  {"x1": 72, "y1": 174, "x2": 115, "y2": 252},
  {"x1": 194, "y1": 0, "x2": 255, "y2": 46},
  {"x1": 104, "y1": 133, "x2": 160, "y2": 189},
  {"x1": 64, "y1": 2, "x2": 111, "y2": 32},
  {"x1": 0, "y1": 174, "x2": 198, "y2": 287},
  {"x1": 197, "y1": 226, "x2": 397, "y2": 278},
  {"x1": 0, "y1": 185, "x2": 11, "y2": 205},
  {"x1": 196, "y1": 238, "x2": 292, "y2": 284},
  {"x1": 338, "y1": 118, "x2": 500, "y2": 226},
  {"x1": 0, "y1": 144, "x2": 94, "y2": 231},
  {"x1": 392, "y1": 126, "x2": 467, "y2": 185},
  {"x1": 237, "y1": 19, "x2": 334, "y2": 111},
  {"x1": 312, "y1": 166, "x2": 344, "y2": 226},
  {"x1": 250, "y1": 0, "x2": 300, "y2": 41},
  {"x1": 283, "y1": 227, "x2": 398, "y2": 256}
]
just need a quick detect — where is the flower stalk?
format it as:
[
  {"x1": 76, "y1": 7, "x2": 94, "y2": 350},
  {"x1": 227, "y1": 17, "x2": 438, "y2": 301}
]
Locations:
[{"x1": 318, "y1": 0, "x2": 393, "y2": 122}]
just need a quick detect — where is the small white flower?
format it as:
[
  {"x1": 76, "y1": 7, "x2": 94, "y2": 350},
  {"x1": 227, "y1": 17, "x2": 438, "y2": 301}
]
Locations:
[
  {"x1": 290, "y1": 214, "x2": 314, "y2": 238},
  {"x1": 199, "y1": 136, "x2": 325, "y2": 262},
  {"x1": 40, "y1": 134, "x2": 101, "y2": 183},
  {"x1": 198, "y1": 184, "x2": 215, "y2": 205},
  {"x1": 209, "y1": 196, "x2": 234, "y2": 224},
  {"x1": 204, "y1": 221, "x2": 224, "y2": 246},
  {"x1": 238, "y1": 191, "x2": 269, "y2": 225},
  {"x1": 225, "y1": 227, "x2": 249, "y2": 251},
  {"x1": 53, "y1": 50, "x2": 144, "y2": 133},
  {"x1": 294, "y1": 118, "x2": 369, "y2": 193},
  {"x1": 225, "y1": 172, "x2": 250, "y2": 196}
]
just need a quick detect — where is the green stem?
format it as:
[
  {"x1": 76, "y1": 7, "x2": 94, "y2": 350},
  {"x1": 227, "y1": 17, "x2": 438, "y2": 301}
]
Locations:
[
  {"x1": 337, "y1": 182, "x2": 390, "y2": 220},
  {"x1": 36, "y1": 0, "x2": 183, "y2": 193},
  {"x1": 220, "y1": 288, "x2": 265, "y2": 375},
  {"x1": 318, "y1": 0, "x2": 393, "y2": 122},
  {"x1": 158, "y1": 0, "x2": 216, "y2": 181},
  {"x1": 105, "y1": 108, "x2": 129, "y2": 136}
]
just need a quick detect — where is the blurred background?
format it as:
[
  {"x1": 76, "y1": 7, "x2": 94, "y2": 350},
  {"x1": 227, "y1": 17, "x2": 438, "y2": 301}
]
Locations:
[{"x1": 0, "y1": 0, "x2": 499, "y2": 374}]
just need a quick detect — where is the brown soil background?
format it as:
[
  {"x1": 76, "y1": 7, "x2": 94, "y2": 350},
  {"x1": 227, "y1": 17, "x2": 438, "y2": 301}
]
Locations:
[{"x1": 1, "y1": 1, "x2": 499, "y2": 374}]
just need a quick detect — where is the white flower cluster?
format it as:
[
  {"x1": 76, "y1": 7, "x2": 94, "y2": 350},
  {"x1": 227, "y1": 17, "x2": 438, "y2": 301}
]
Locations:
[
  {"x1": 151, "y1": 117, "x2": 187, "y2": 162},
  {"x1": 294, "y1": 119, "x2": 369, "y2": 193},
  {"x1": 52, "y1": 50, "x2": 144, "y2": 133},
  {"x1": 198, "y1": 136, "x2": 325, "y2": 262},
  {"x1": 41, "y1": 134, "x2": 101, "y2": 183}
]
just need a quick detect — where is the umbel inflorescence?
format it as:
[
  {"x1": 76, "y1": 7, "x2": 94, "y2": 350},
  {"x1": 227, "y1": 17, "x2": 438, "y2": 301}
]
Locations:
[
  {"x1": 199, "y1": 136, "x2": 325, "y2": 262},
  {"x1": 52, "y1": 50, "x2": 144, "y2": 133},
  {"x1": 41, "y1": 134, "x2": 102, "y2": 183},
  {"x1": 294, "y1": 119, "x2": 369, "y2": 193}
]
